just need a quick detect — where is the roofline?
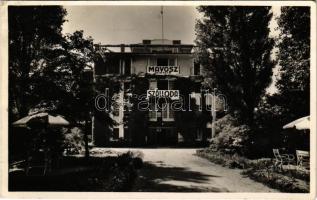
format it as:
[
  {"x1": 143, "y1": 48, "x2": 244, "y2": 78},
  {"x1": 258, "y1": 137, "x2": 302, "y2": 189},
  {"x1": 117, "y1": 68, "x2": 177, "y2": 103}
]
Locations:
[
  {"x1": 95, "y1": 44, "x2": 196, "y2": 48},
  {"x1": 98, "y1": 52, "x2": 194, "y2": 56}
]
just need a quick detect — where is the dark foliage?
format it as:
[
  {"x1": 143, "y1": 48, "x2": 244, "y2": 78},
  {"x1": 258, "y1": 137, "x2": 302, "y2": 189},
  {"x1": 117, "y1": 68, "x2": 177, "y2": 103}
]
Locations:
[
  {"x1": 196, "y1": 149, "x2": 309, "y2": 192},
  {"x1": 209, "y1": 114, "x2": 251, "y2": 156},
  {"x1": 174, "y1": 77, "x2": 210, "y2": 143},
  {"x1": 126, "y1": 76, "x2": 149, "y2": 146},
  {"x1": 8, "y1": 6, "x2": 119, "y2": 157},
  {"x1": 275, "y1": 7, "x2": 310, "y2": 120},
  {"x1": 9, "y1": 6, "x2": 67, "y2": 120},
  {"x1": 195, "y1": 6, "x2": 275, "y2": 125},
  {"x1": 9, "y1": 152, "x2": 142, "y2": 191},
  {"x1": 250, "y1": 7, "x2": 311, "y2": 157},
  {"x1": 63, "y1": 127, "x2": 85, "y2": 155}
]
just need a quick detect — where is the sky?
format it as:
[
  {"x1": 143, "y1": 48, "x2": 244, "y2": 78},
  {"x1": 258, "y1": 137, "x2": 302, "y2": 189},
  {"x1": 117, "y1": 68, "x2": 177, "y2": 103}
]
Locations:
[
  {"x1": 62, "y1": 6, "x2": 200, "y2": 44},
  {"x1": 62, "y1": 6, "x2": 280, "y2": 94}
]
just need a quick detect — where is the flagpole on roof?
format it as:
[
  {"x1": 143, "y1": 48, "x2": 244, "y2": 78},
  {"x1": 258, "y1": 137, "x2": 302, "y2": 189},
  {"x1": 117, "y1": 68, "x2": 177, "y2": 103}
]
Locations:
[{"x1": 161, "y1": 6, "x2": 164, "y2": 44}]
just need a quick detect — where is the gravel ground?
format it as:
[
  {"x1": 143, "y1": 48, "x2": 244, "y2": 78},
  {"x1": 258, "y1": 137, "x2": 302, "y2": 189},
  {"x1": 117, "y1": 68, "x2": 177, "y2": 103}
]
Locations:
[{"x1": 94, "y1": 148, "x2": 279, "y2": 192}]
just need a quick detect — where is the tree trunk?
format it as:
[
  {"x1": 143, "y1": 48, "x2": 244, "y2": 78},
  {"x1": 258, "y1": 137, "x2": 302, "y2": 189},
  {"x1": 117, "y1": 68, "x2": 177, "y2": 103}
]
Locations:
[
  {"x1": 246, "y1": 106, "x2": 255, "y2": 127},
  {"x1": 84, "y1": 119, "x2": 90, "y2": 158}
]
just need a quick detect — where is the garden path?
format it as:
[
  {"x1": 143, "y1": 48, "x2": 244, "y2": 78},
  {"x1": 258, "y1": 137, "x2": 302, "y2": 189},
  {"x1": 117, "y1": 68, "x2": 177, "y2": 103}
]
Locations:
[{"x1": 100, "y1": 148, "x2": 279, "y2": 192}]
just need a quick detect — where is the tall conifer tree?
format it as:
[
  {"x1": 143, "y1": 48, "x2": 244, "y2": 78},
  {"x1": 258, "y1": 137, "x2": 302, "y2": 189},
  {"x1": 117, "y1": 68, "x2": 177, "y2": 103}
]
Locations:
[{"x1": 196, "y1": 6, "x2": 275, "y2": 125}]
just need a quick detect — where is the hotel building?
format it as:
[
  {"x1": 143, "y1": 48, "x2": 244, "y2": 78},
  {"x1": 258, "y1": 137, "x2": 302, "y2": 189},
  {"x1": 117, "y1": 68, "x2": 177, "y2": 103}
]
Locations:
[{"x1": 92, "y1": 39, "x2": 221, "y2": 146}]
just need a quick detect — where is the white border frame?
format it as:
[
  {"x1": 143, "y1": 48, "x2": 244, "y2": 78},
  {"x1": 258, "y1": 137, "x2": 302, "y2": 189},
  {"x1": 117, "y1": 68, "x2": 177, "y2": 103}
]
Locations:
[{"x1": 0, "y1": 1, "x2": 316, "y2": 200}]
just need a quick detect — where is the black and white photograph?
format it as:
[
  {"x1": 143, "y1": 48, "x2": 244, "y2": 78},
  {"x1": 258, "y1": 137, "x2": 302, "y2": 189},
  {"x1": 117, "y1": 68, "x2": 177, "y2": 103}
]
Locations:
[{"x1": 0, "y1": 1, "x2": 316, "y2": 199}]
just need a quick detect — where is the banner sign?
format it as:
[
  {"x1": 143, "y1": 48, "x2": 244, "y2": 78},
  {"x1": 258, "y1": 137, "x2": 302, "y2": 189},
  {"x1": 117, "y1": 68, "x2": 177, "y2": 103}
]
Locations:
[
  {"x1": 147, "y1": 66, "x2": 179, "y2": 75},
  {"x1": 147, "y1": 90, "x2": 179, "y2": 100}
]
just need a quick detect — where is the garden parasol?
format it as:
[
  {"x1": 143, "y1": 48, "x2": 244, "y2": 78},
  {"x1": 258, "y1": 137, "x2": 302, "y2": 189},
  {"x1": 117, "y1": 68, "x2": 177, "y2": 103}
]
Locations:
[
  {"x1": 283, "y1": 116, "x2": 310, "y2": 130},
  {"x1": 12, "y1": 112, "x2": 70, "y2": 175},
  {"x1": 12, "y1": 112, "x2": 70, "y2": 128}
]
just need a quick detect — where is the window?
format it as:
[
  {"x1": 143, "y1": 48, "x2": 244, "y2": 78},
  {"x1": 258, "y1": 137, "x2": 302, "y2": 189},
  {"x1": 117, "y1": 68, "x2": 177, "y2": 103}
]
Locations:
[
  {"x1": 157, "y1": 80, "x2": 174, "y2": 90},
  {"x1": 162, "y1": 103, "x2": 174, "y2": 121},
  {"x1": 149, "y1": 102, "x2": 157, "y2": 121},
  {"x1": 157, "y1": 58, "x2": 176, "y2": 66},
  {"x1": 152, "y1": 48, "x2": 172, "y2": 53},
  {"x1": 124, "y1": 58, "x2": 131, "y2": 75},
  {"x1": 169, "y1": 105, "x2": 175, "y2": 119},
  {"x1": 194, "y1": 62, "x2": 200, "y2": 75},
  {"x1": 169, "y1": 58, "x2": 175, "y2": 66},
  {"x1": 191, "y1": 92, "x2": 202, "y2": 106},
  {"x1": 162, "y1": 104, "x2": 167, "y2": 119},
  {"x1": 107, "y1": 59, "x2": 120, "y2": 74},
  {"x1": 180, "y1": 47, "x2": 192, "y2": 53},
  {"x1": 157, "y1": 80, "x2": 168, "y2": 90},
  {"x1": 112, "y1": 128, "x2": 119, "y2": 140},
  {"x1": 196, "y1": 129, "x2": 203, "y2": 141},
  {"x1": 168, "y1": 80, "x2": 175, "y2": 90},
  {"x1": 157, "y1": 58, "x2": 168, "y2": 66},
  {"x1": 124, "y1": 128, "x2": 129, "y2": 140}
]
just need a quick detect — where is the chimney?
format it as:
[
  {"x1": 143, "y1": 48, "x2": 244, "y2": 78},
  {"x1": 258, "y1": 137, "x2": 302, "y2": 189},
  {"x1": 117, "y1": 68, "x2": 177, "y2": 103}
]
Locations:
[
  {"x1": 142, "y1": 40, "x2": 151, "y2": 45},
  {"x1": 173, "y1": 40, "x2": 181, "y2": 45}
]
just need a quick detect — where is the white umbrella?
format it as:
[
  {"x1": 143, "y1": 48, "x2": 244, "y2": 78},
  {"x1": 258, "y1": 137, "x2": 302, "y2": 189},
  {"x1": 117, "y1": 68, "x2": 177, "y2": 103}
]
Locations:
[
  {"x1": 12, "y1": 112, "x2": 70, "y2": 175},
  {"x1": 12, "y1": 112, "x2": 70, "y2": 128},
  {"x1": 283, "y1": 116, "x2": 310, "y2": 130}
]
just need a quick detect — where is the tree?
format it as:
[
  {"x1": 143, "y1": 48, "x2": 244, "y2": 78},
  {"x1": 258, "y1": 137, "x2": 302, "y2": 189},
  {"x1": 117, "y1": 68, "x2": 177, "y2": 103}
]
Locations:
[
  {"x1": 93, "y1": 73, "x2": 121, "y2": 146},
  {"x1": 8, "y1": 6, "x2": 67, "y2": 120},
  {"x1": 26, "y1": 30, "x2": 96, "y2": 157},
  {"x1": 9, "y1": 7, "x2": 116, "y2": 157},
  {"x1": 195, "y1": 6, "x2": 275, "y2": 125},
  {"x1": 34, "y1": 30, "x2": 120, "y2": 157},
  {"x1": 275, "y1": 7, "x2": 310, "y2": 120},
  {"x1": 127, "y1": 76, "x2": 149, "y2": 146}
]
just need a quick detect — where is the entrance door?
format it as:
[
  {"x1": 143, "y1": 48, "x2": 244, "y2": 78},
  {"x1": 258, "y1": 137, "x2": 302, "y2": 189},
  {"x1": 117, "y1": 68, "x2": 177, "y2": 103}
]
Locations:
[
  {"x1": 147, "y1": 128, "x2": 177, "y2": 146},
  {"x1": 157, "y1": 128, "x2": 177, "y2": 146},
  {"x1": 157, "y1": 128, "x2": 166, "y2": 145}
]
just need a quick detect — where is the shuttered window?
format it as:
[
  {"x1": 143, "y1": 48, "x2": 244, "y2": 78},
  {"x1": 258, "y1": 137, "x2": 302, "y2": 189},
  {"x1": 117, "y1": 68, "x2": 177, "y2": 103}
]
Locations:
[
  {"x1": 162, "y1": 103, "x2": 174, "y2": 121},
  {"x1": 149, "y1": 102, "x2": 157, "y2": 121}
]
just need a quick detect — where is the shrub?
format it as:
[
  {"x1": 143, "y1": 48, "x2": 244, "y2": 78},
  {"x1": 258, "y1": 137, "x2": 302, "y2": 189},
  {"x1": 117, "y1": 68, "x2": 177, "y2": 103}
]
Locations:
[
  {"x1": 245, "y1": 158, "x2": 272, "y2": 169},
  {"x1": 279, "y1": 168, "x2": 310, "y2": 182},
  {"x1": 196, "y1": 149, "x2": 251, "y2": 169},
  {"x1": 109, "y1": 152, "x2": 139, "y2": 191},
  {"x1": 244, "y1": 168, "x2": 309, "y2": 193},
  {"x1": 213, "y1": 114, "x2": 238, "y2": 136},
  {"x1": 116, "y1": 152, "x2": 135, "y2": 168},
  {"x1": 63, "y1": 127, "x2": 85, "y2": 155},
  {"x1": 133, "y1": 157, "x2": 143, "y2": 169},
  {"x1": 196, "y1": 149, "x2": 309, "y2": 192},
  {"x1": 228, "y1": 153, "x2": 250, "y2": 169},
  {"x1": 210, "y1": 115, "x2": 251, "y2": 155},
  {"x1": 130, "y1": 150, "x2": 144, "y2": 159}
]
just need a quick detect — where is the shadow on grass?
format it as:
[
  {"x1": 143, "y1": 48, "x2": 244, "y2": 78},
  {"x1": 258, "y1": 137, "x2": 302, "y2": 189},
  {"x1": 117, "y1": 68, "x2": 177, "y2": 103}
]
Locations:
[
  {"x1": 132, "y1": 162, "x2": 229, "y2": 192},
  {"x1": 9, "y1": 156, "x2": 136, "y2": 191}
]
